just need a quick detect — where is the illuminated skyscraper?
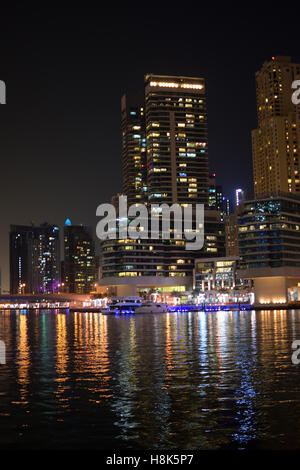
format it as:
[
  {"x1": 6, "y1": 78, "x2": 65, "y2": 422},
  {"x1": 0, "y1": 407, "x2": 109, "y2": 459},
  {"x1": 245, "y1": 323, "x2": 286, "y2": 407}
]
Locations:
[
  {"x1": 10, "y1": 223, "x2": 60, "y2": 294},
  {"x1": 209, "y1": 173, "x2": 229, "y2": 220},
  {"x1": 145, "y1": 74, "x2": 209, "y2": 205},
  {"x1": 121, "y1": 94, "x2": 147, "y2": 205},
  {"x1": 252, "y1": 56, "x2": 300, "y2": 196},
  {"x1": 100, "y1": 74, "x2": 225, "y2": 296},
  {"x1": 64, "y1": 221, "x2": 96, "y2": 294},
  {"x1": 235, "y1": 188, "x2": 245, "y2": 208},
  {"x1": 225, "y1": 214, "x2": 239, "y2": 257},
  {"x1": 31, "y1": 223, "x2": 60, "y2": 293},
  {"x1": 10, "y1": 225, "x2": 33, "y2": 294},
  {"x1": 208, "y1": 173, "x2": 217, "y2": 209}
]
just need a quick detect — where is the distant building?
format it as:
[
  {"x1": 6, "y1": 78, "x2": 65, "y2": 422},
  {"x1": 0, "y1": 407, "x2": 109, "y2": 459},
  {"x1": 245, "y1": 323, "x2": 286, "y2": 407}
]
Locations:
[
  {"x1": 222, "y1": 196, "x2": 230, "y2": 218},
  {"x1": 203, "y1": 211, "x2": 226, "y2": 257},
  {"x1": 209, "y1": 174, "x2": 222, "y2": 208},
  {"x1": 64, "y1": 220, "x2": 96, "y2": 294},
  {"x1": 208, "y1": 173, "x2": 217, "y2": 208},
  {"x1": 225, "y1": 214, "x2": 239, "y2": 257},
  {"x1": 235, "y1": 188, "x2": 245, "y2": 208},
  {"x1": 252, "y1": 56, "x2": 300, "y2": 197},
  {"x1": 32, "y1": 223, "x2": 60, "y2": 294},
  {"x1": 10, "y1": 224, "x2": 60, "y2": 295},
  {"x1": 209, "y1": 173, "x2": 229, "y2": 219},
  {"x1": 238, "y1": 192, "x2": 300, "y2": 303},
  {"x1": 121, "y1": 94, "x2": 147, "y2": 205}
]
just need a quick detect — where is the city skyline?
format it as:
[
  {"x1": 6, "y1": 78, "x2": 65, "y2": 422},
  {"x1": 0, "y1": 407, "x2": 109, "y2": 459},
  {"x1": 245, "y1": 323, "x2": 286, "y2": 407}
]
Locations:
[
  {"x1": 7, "y1": 59, "x2": 300, "y2": 302},
  {"x1": 2, "y1": 6, "x2": 300, "y2": 454},
  {"x1": 9, "y1": 220, "x2": 96, "y2": 295},
  {"x1": 0, "y1": 6, "x2": 299, "y2": 292}
]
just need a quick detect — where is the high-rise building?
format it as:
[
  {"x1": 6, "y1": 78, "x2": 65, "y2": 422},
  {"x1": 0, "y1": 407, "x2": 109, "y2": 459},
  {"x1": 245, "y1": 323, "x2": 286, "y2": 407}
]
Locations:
[
  {"x1": 225, "y1": 214, "x2": 239, "y2": 257},
  {"x1": 145, "y1": 74, "x2": 209, "y2": 206},
  {"x1": 99, "y1": 74, "x2": 225, "y2": 296},
  {"x1": 10, "y1": 225, "x2": 33, "y2": 294},
  {"x1": 32, "y1": 223, "x2": 60, "y2": 294},
  {"x1": 10, "y1": 223, "x2": 60, "y2": 294},
  {"x1": 222, "y1": 196, "x2": 230, "y2": 218},
  {"x1": 64, "y1": 220, "x2": 96, "y2": 294},
  {"x1": 209, "y1": 173, "x2": 229, "y2": 219},
  {"x1": 237, "y1": 192, "x2": 300, "y2": 303},
  {"x1": 235, "y1": 188, "x2": 245, "y2": 208},
  {"x1": 252, "y1": 56, "x2": 300, "y2": 197},
  {"x1": 208, "y1": 173, "x2": 217, "y2": 209},
  {"x1": 121, "y1": 94, "x2": 147, "y2": 205},
  {"x1": 238, "y1": 193, "x2": 300, "y2": 270}
]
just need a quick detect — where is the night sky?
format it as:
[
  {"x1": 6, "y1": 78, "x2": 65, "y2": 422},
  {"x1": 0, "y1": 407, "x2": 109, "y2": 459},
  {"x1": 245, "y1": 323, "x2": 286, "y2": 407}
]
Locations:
[{"x1": 0, "y1": 5, "x2": 298, "y2": 292}]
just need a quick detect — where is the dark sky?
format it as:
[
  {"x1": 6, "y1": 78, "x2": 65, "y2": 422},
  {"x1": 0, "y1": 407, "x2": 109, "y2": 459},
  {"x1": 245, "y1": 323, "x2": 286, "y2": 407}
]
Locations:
[{"x1": 0, "y1": 5, "x2": 299, "y2": 291}]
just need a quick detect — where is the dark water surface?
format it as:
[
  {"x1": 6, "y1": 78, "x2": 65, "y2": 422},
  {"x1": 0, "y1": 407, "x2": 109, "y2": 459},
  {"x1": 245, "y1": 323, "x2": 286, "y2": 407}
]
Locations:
[{"x1": 0, "y1": 309, "x2": 300, "y2": 450}]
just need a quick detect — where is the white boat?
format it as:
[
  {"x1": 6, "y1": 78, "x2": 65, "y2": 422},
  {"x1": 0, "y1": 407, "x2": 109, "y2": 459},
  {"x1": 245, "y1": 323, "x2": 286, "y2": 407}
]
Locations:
[
  {"x1": 134, "y1": 302, "x2": 169, "y2": 314},
  {"x1": 101, "y1": 296, "x2": 143, "y2": 315}
]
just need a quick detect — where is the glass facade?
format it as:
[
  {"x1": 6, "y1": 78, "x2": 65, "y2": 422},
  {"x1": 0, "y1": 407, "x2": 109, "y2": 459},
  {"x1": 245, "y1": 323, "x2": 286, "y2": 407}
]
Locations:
[
  {"x1": 195, "y1": 258, "x2": 239, "y2": 291},
  {"x1": 64, "y1": 223, "x2": 96, "y2": 294},
  {"x1": 121, "y1": 94, "x2": 147, "y2": 205},
  {"x1": 145, "y1": 75, "x2": 209, "y2": 206},
  {"x1": 10, "y1": 224, "x2": 60, "y2": 294},
  {"x1": 238, "y1": 193, "x2": 300, "y2": 268}
]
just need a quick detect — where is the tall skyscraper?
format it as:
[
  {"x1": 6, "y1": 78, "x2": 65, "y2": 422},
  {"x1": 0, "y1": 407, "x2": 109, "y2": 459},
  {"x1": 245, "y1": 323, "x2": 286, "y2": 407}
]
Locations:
[
  {"x1": 222, "y1": 197, "x2": 230, "y2": 218},
  {"x1": 208, "y1": 173, "x2": 217, "y2": 209},
  {"x1": 225, "y1": 214, "x2": 239, "y2": 257},
  {"x1": 235, "y1": 188, "x2": 245, "y2": 208},
  {"x1": 237, "y1": 193, "x2": 300, "y2": 303},
  {"x1": 32, "y1": 223, "x2": 60, "y2": 294},
  {"x1": 10, "y1": 223, "x2": 60, "y2": 294},
  {"x1": 145, "y1": 74, "x2": 209, "y2": 206},
  {"x1": 64, "y1": 220, "x2": 96, "y2": 294},
  {"x1": 209, "y1": 173, "x2": 229, "y2": 220},
  {"x1": 99, "y1": 74, "x2": 225, "y2": 296},
  {"x1": 252, "y1": 56, "x2": 300, "y2": 196},
  {"x1": 121, "y1": 94, "x2": 147, "y2": 205},
  {"x1": 10, "y1": 225, "x2": 33, "y2": 294}
]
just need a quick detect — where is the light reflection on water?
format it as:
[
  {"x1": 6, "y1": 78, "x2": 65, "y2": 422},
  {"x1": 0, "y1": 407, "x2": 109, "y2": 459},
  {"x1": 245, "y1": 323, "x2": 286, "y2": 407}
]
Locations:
[{"x1": 0, "y1": 309, "x2": 300, "y2": 449}]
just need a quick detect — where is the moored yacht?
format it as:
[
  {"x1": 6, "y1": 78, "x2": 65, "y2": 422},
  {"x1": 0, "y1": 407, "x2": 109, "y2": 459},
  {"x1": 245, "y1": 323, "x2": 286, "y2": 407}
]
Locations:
[
  {"x1": 134, "y1": 302, "x2": 169, "y2": 314},
  {"x1": 101, "y1": 296, "x2": 143, "y2": 315}
]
